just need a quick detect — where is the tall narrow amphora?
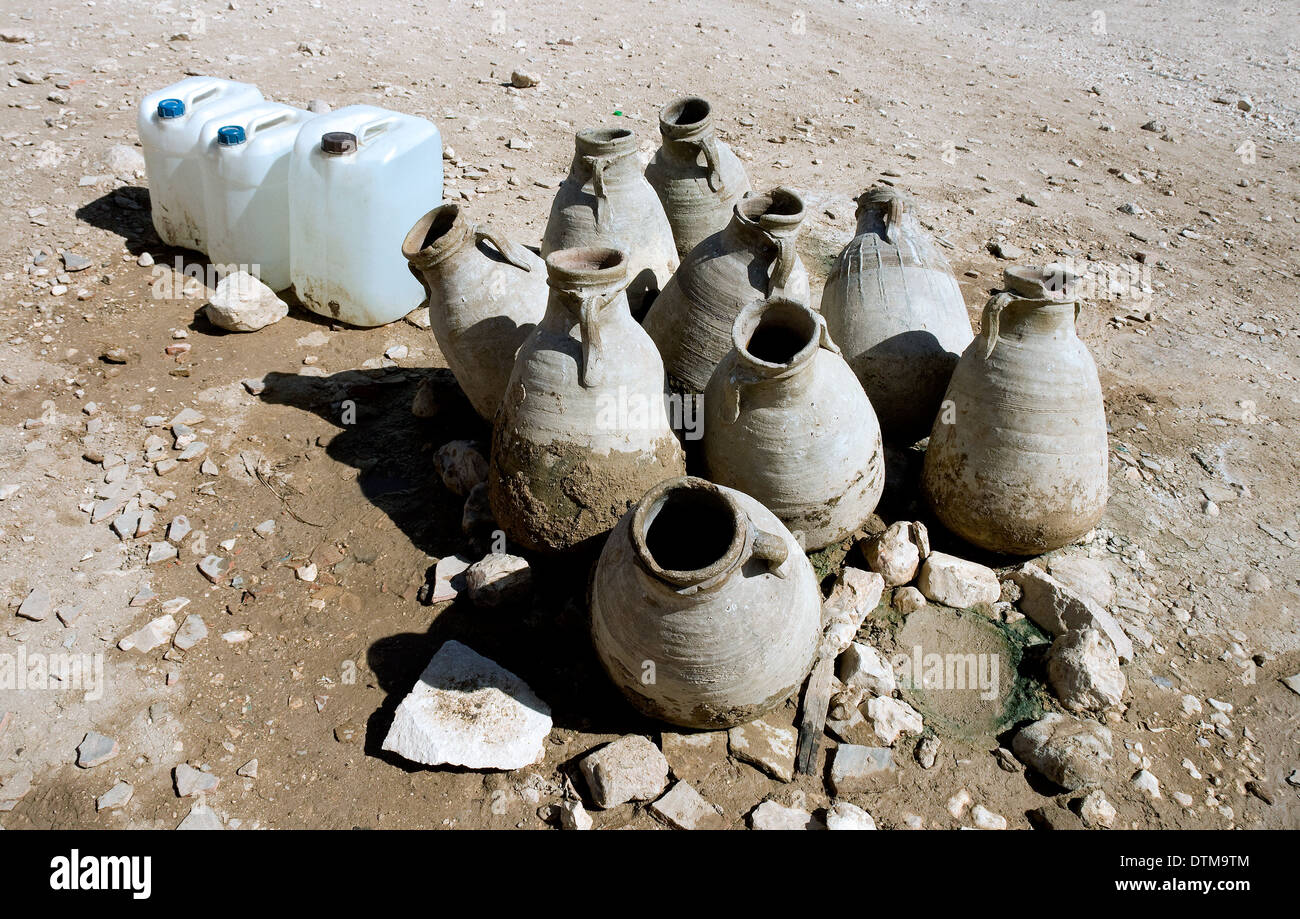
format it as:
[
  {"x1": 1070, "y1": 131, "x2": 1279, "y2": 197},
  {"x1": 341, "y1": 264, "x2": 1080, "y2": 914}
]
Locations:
[
  {"x1": 922, "y1": 266, "x2": 1108, "y2": 555},
  {"x1": 488, "y1": 247, "x2": 686, "y2": 553}
]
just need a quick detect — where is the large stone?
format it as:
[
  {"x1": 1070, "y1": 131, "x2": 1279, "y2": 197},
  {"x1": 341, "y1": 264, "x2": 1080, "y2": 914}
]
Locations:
[
  {"x1": 1012, "y1": 713, "x2": 1114, "y2": 790},
  {"x1": 917, "y1": 552, "x2": 1000, "y2": 608},
  {"x1": 863, "y1": 521, "x2": 922, "y2": 586},
  {"x1": 434, "y1": 440, "x2": 488, "y2": 496},
  {"x1": 465, "y1": 554, "x2": 532, "y2": 608},
  {"x1": 1008, "y1": 564, "x2": 1133, "y2": 663},
  {"x1": 381, "y1": 640, "x2": 551, "y2": 770},
  {"x1": 204, "y1": 271, "x2": 288, "y2": 332},
  {"x1": 579, "y1": 735, "x2": 670, "y2": 809},
  {"x1": 749, "y1": 800, "x2": 823, "y2": 830},
  {"x1": 649, "y1": 781, "x2": 724, "y2": 829},
  {"x1": 825, "y1": 800, "x2": 877, "y2": 829},
  {"x1": 828, "y1": 744, "x2": 896, "y2": 795},
  {"x1": 837, "y1": 641, "x2": 896, "y2": 696},
  {"x1": 866, "y1": 696, "x2": 923, "y2": 745},
  {"x1": 727, "y1": 718, "x2": 796, "y2": 782},
  {"x1": 1046, "y1": 555, "x2": 1115, "y2": 608},
  {"x1": 1048, "y1": 628, "x2": 1127, "y2": 712},
  {"x1": 821, "y1": 567, "x2": 885, "y2": 655}
]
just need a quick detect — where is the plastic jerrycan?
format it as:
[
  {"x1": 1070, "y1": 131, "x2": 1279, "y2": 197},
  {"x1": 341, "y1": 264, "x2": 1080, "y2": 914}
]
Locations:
[
  {"x1": 138, "y1": 77, "x2": 265, "y2": 252},
  {"x1": 290, "y1": 104, "x2": 443, "y2": 327},
  {"x1": 199, "y1": 103, "x2": 315, "y2": 292}
]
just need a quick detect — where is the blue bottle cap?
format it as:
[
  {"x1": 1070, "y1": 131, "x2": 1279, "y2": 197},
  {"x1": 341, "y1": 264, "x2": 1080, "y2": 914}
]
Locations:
[
  {"x1": 217, "y1": 125, "x2": 247, "y2": 146},
  {"x1": 157, "y1": 98, "x2": 185, "y2": 119}
]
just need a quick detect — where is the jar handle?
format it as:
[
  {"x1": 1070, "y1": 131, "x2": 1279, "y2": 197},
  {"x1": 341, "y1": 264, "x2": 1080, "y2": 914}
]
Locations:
[
  {"x1": 816, "y1": 312, "x2": 840, "y2": 355},
  {"x1": 880, "y1": 192, "x2": 905, "y2": 245},
  {"x1": 473, "y1": 224, "x2": 534, "y2": 272},
  {"x1": 748, "y1": 523, "x2": 789, "y2": 577},
  {"x1": 582, "y1": 150, "x2": 632, "y2": 230},
  {"x1": 407, "y1": 262, "x2": 432, "y2": 309},
  {"x1": 687, "y1": 134, "x2": 725, "y2": 193},
  {"x1": 764, "y1": 230, "x2": 796, "y2": 296},
  {"x1": 574, "y1": 281, "x2": 631, "y2": 389},
  {"x1": 982, "y1": 291, "x2": 1014, "y2": 359},
  {"x1": 720, "y1": 367, "x2": 758, "y2": 424}
]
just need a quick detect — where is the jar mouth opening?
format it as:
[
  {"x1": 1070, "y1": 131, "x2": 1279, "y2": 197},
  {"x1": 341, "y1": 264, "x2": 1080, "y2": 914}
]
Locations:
[
  {"x1": 1004, "y1": 264, "x2": 1081, "y2": 301},
  {"x1": 631, "y1": 477, "x2": 746, "y2": 586},
  {"x1": 660, "y1": 96, "x2": 711, "y2": 131},
  {"x1": 576, "y1": 127, "x2": 636, "y2": 153},
  {"x1": 734, "y1": 297, "x2": 819, "y2": 371},
  {"x1": 402, "y1": 202, "x2": 463, "y2": 261},
  {"x1": 736, "y1": 187, "x2": 805, "y2": 229},
  {"x1": 545, "y1": 246, "x2": 628, "y2": 290}
]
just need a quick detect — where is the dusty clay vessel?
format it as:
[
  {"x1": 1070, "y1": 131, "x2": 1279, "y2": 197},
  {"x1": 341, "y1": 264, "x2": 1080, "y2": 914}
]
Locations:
[
  {"x1": 403, "y1": 203, "x2": 548, "y2": 420},
  {"x1": 922, "y1": 266, "x2": 1108, "y2": 555},
  {"x1": 820, "y1": 186, "x2": 974, "y2": 442},
  {"x1": 644, "y1": 187, "x2": 811, "y2": 394},
  {"x1": 702, "y1": 298, "x2": 883, "y2": 550},
  {"x1": 489, "y1": 247, "x2": 686, "y2": 553},
  {"x1": 541, "y1": 126, "x2": 678, "y2": 319},
  {"x1": 590, "y1": 476, "x2": 821, "y2": 729},
  {"x1": 645, "y1": 96, "x2": 751, "y2": 258}
]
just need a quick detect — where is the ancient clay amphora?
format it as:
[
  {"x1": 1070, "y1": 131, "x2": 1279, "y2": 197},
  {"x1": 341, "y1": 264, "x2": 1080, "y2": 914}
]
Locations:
[
  {"x1": 820, "y1": 185, "x2": 974, "y2": 443},
  {"x1": 541, "y1": 126, "x2": 678, "y2": 319},
  {"x1": 643, "y1": 187, "x2": 811, "y2": 394},
  {"x1": 702, "y1": 297, "x2": 884, "y2": 551},
  {"x1": 488, "y1": 247, "x2": 686, "y2": 553},
  {"x1": 645, "y1": 96, "x2": 752, "y2": 258},
  {"x1": 922, "y1": 266, "x2": 1108, "y2": 555},
  {"x1": 402, "y1": 202, "x2": 548, "y2": 421},
  {"x1": 590, "y1": 476, "x2": 822, "y2": 729}
]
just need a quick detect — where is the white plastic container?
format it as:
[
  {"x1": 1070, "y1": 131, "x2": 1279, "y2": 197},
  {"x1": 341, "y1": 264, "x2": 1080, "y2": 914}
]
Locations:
[
  {"x1": 138, "y1": 77, "x2": 264, "y2": 251},
  {"x1": 199, "y1": 103, "x2": 314, "y2": 291},
  {"x1": 289, "y1": 104, "x2": 443, "y2": 327}
]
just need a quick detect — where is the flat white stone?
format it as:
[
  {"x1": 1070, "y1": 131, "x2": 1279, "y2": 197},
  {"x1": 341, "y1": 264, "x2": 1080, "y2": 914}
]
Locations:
[
  {"x1": 381, "y1": 640, "x2": 551, "y2": 771},
  {"x1": 118, "y1": 614, "x2": 178, "y2": 652},
  {"x1": 96, "y1": 781, "x2": 133, "y2": 811}
]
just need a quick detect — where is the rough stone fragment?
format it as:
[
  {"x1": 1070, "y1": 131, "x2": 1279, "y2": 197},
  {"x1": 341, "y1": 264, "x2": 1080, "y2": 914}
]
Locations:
[
  {"x1": 1079, "y1": 789, "x2": 1117, "y2": 828},
  {"x1": 172, "y1": 614, "x2": 208, "y2": 651},
  {"x1": 204, "y1": 271, "x2": 288, "y2": 332},
  {"x1": 96, "y1": 781, "x2": 133, "y2": 811},
  {"x1": 579, "y1": 735, "x2": 670, "y2": 809},
  {"x1": 434, "y1": 440, "x2": 488, "y2": 496},
  {"x1": 176, "y1": 802, "x2": 223, "y2": 829},
  {"x1": 381, "y1": 640, "x2": 551, "y2": 770},
  {"x1": 863, "y1": 521, "x2": 921, "y2": 586},
  {"x1": 1008, "y1": 564, "x2": 1133, "y2": 662},
  {"x1": 727, "y1": 718, "x2": 796, "y2": 782},
  {"x1": 866, "y1": 696, "x2": 923, "y2": 745},
  {"x1": 430, "y1": 553, "x2": 473, "y2": 602},
  {"x1": 465, "y1": 553, "x2": 532, "y2": 608},
  {"x1": 17, "y1": 586, "x2": 50, "y2": 621},
  {"x1": 118, "y1": 614, "x2": 178, "y2": 652},
  {"x1": 1012, "y1": 712, "x2": 1114, "y2": 791},
  {"x1": 825, "y1": 800, "x2": 876, "y2": 829},
  {"x1": 837, "y1": 641, "x2": 896, "y2": 696},
  {"x1": 174, "y1": 763, "x2": 219, "y2": 797},
  {"x1": 828, "y1": 744, "x2": 896, "y2": 795},
  {"x1": 748, "y1": 800, "x2": 823, "y2": 830},
  {"x1": 917, "y1": 552, "x2": 1000, "y2": 608},
  {"x1": 649, "y1": 780, "x2": 723, "y2": 829},
  {"x1": 1048, "y1": 628, "x2": 1127, "y2": 712},
  {"x1": 76, "y1": 731, "x2": 119, "y2": 768}
]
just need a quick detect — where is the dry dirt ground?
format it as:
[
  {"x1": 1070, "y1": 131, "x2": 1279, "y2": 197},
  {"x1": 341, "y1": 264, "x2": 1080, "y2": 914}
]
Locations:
[{"x1": 0, "y1": 0, "x2": 1297, "y2": 830}]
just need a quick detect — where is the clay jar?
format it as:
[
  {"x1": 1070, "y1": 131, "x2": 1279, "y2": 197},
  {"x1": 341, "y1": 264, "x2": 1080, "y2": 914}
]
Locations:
[
  {"x1": 644, "y1": 187, "x2": 811, "y2": 394},
  {"x1": 703, "y1": 298, "x2": 884, "y2": 550},
  {"x1": 541, "y1": 126, "x2": 678, "y2": 319},
  {"x1": 820, "y1": 186, "x2": 974, "y2": 442},
  {"x1": 590, "y1": 476, "x2": 822, "y2": 729},
  {"x1": 922, "y1": 266, "x2": 1108, "y2": 555},
  {"x1": 488, "y1": 247, "x2": 686, "y2": 553},
  {"x1": 402, "y1": 203, "x2": 548, "y2": 420},
  {"x1": 645, "y1": 96, "x2": 752, "y2": 258}
]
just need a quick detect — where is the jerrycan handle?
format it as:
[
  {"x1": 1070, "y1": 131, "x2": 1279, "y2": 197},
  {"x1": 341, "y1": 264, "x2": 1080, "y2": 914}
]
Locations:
[{"x1": 473, "y1": 224, "x2": 533, "y2": 272}]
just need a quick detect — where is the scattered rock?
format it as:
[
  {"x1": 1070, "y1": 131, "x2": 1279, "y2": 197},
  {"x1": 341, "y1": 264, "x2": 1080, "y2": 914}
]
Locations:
[
  {"x1": 96, "y1": 781, "x2": 133, "y2": 811},
  {"x1": 172, "y1": 614, "x2": 208, "y2": 651},
  {"x1": 559, "y1": 796, "x2": 593, "y2": 830},
  {"x1": 465, "y1": 553, "x2": 532, "y2": 608},
  {"x1": 0, "y1": 767, "x2": 34, "y2": 810},
  {"x1": 17, "y1": 586, "x2": 50, "y2": 621},
  {"x1": 828, "y1": 744, "x2": 896, "y2": 795},
  {"x1": 727, "y1": 718, "x2": 796, "y2": 782},
  {"x1": 434, "y1": 440, "x2": 488, "y2": 496},
  {"x1": 917, "y1": 552, "x2": 1000, "y2": 608},
  {"x1": 915, "y1": 733, "x2": 941, "y2": 769},
  {"x1": 580, "y1": 735, "x2": 670, "y2": 809},
  {"x1": 1047, "y1": 628, "x2": 1127, "y2": 712},
  {"x1": 118, "y1": 614, "x2": 178, "y2": 652},
  {"x1": 174, "y1": 763, "x2": 219, "y2": 797},
  {"x1": 176, "y1": 802, "x2": 223, "y2": 830},
  {"x1": 381, "y1": 640, "x2": 552, "y2": 770},
  {"x1": 236, "y1": 759, "x2": 259, "y2": 779},
  {"x1": 825, "y1": 800, "x2": 876, "y2": 829},
  {"x1": 866, "y1": 696, "x2": 923, "y2": 745},
  {"x1": 863, "y1": 521, "x2": 923, "y2": 586},
  {"x1": 197, "y1": 555, "x2": 229, "y2": 584},
  {"x1": 100, "y1": 144, "x2": 146, "y2": 176},
  {"x1": 510, "y1": 69, "x2": 539, "y2": 88},
  {"x1": 1012, "y1": 713, "x2": 1113, "y2": 790},
  {"x1": 430, "y1": 553, "x2": 473, "y2": 603},
  {"x1": 1079, "y1": 789, "x2": 1116, "y2": 828},
  {"x1": 1045, "y1": 554, "x2": 1115, "y2": 607},
  {"x1": 893, "y1": 585, "x2": 926, "y2": 612},
  {"x1": 649, "y1": 780, "x2": 723, "y2": 829},
  {"x1": 76, "y1": 731, "x2": 119, "y2": 768},
  {"x1": 748, "y1": 799, "x2": 822, "y2": 830},
  {"x1": 204, "y1": 271, "x2": 289, "y2": 332},
  {"x1": 1008, "y1": 564, "x2": 1133, "y2": 662},
  {"x1": 971, "y1": 803, "x2": 1007, "y2": 829},
  {"x1": 837, "y1": 641, "x2": 896, "y2": 696},
  {"x1": 1131, "y1": 768, "x2": 1161, "y2": 799}
]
